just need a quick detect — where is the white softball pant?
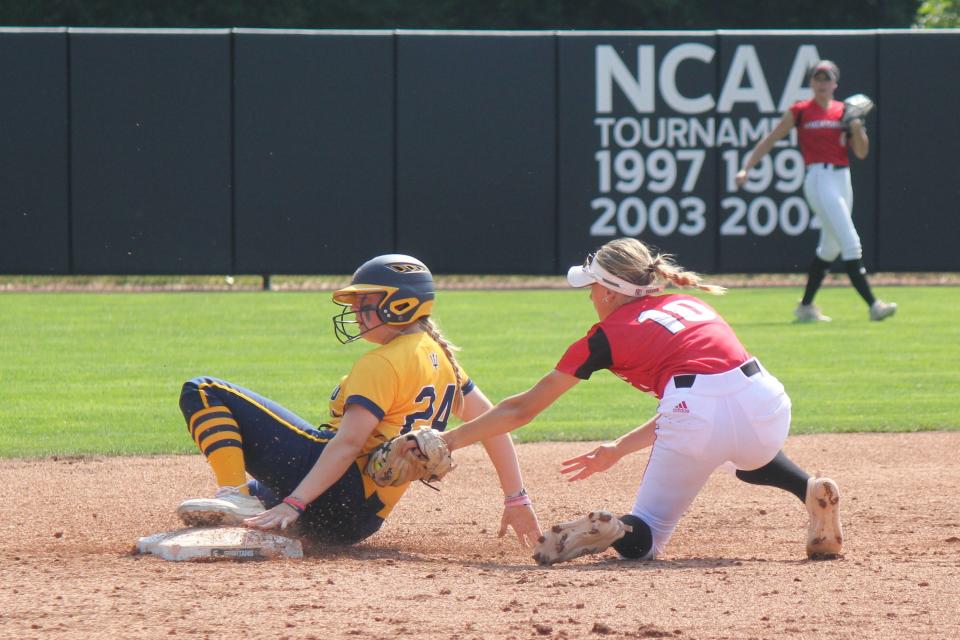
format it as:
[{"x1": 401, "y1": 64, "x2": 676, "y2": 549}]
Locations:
[
  {"x1": 803, "y1": 163, "x2": 861, "y2": 261},
  {"x1": 630, "y1": 360, "x2": 791, "y2": 559}
]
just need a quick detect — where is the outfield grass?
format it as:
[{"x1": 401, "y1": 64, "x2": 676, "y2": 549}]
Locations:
[{"x1": 0, "y1": 286, "x2": 957, "y2": 457}]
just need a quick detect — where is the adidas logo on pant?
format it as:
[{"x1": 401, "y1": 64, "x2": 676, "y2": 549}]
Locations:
[{"x1": 673, "y1": 401, "x2": 689, "y2": 413}]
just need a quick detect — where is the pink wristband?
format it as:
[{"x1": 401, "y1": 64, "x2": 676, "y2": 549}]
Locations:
[
  {"x1": 504, "y1": 494, "x2": 532, "y2": 507},
  {"x1": 282, "y1": 496, "x2": 307, "y2": 514}
]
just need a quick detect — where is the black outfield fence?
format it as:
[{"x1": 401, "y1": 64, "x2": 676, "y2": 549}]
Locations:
[{"x1": 1, "y1": 27, "x2": 957, "y2": 275}]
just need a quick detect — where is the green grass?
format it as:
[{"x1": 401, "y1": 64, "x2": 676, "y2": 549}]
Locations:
[{"x1": 0, "y1": 286, "x2": 957, "y2": 457}]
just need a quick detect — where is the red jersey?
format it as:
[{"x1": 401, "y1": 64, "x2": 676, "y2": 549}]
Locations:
[
  {"x1": 789, "y1": 99, "x2": 848, "y2": 166},
  {"x1": 556, "y1": 294, "x2": 750, "y2": 399}
]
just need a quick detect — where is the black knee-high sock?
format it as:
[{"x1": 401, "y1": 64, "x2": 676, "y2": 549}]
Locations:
[
  {"x1": 801, "y1": 257, "x2": 833, "y2": 306},
  {"x1": 612, "y1": 514, "x2": 654, "y2": 559},
  {"x1": 843, "y1": 259, "x2": 876, "y2": 306},
  {"x1": 735, "y1": 451, "x2": 810, "y2": 502}
]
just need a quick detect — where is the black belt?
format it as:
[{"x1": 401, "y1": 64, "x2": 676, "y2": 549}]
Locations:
[
  {"x1": 673, "y1": 360, "x2": 760, "y2": 389},
  {"x1": 812, "y1": 163, "x2": 848, "y2": 170}
]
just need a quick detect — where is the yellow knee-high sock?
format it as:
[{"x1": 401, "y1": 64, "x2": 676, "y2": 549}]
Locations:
[{"x1": 189, "y1": 406, "x2": 249, "y2": 493}]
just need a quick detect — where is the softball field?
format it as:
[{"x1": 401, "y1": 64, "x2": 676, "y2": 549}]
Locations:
[{"x1": 1, "y1": 432, "x2": 958, "y2": 639}]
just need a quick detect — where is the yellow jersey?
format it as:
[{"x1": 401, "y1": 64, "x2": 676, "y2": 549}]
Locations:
[{"x1": 327, "y1": 332, "x2": 473, "y2": 518}]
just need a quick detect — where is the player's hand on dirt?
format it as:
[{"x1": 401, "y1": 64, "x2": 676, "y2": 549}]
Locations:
[
  {"x1": 243, "y1": 503, "x2": 301, "y2": 531},
  {"x1": 498, "y1": 504, "x2": 542, "y2": 549},
  {"x1": 560, "y1": 443, "x2": 623, "y2": 481},
  {"x1": 734, "y1": 169, "x2": 748, "y2": 188}
]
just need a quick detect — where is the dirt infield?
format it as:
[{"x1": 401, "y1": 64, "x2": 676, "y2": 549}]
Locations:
[{"x1": 1, "y1": 432, "x2": 958, "y2": 640}]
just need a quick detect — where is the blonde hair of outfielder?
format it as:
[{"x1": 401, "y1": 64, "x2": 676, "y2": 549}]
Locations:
[
  {"x1": 416, "y1": 316, "x2": 465, "y2": 413},
  {"x1": 594, "y1": 237, "x2": 726, "y2": 295}
]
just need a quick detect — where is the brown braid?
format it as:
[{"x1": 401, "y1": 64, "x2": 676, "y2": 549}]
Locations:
[{"x1": 417, "y1": 317, "x2": 465, "y2": 413}]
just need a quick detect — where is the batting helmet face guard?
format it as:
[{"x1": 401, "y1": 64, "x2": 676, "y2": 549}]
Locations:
[{"x1": 331, "y1": 254, "x2": 436, "y2": 344}]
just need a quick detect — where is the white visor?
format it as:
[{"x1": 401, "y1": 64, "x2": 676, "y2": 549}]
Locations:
[{"x1": 566, "y1": 253, "x2": 663, "y2": 297}]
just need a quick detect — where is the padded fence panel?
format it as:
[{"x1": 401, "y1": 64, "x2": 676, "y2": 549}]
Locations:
[
  {"x1": 876, "y1": 32, "x2": 960, "y2": 271},
  {"x1": 70, "y1": 29, "x2": 231, "y2": 274},
  {"x1": 0, "y1": 29, "x2": 70, "y2": 274},
  {"x1": 558, "y1": 32, "x2": 720, "y2": 274},
  {"x1": 233, "y1": 30, "x2": 394, "y2": 274},
  {"x1": 396, "y1": 33, "x2": 556, "y2": 274}
]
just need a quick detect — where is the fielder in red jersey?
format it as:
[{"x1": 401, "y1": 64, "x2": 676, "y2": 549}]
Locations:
[
  {"x1": 789, "y1": 98, "x2": 849, "y2": 167},
  {"x1": 736, "y1": 59, "x2": 896, "y2": 323},
  {"x1": 442, "y1": 238, "x2": 844, "y2": 565},
  {"x1": 556, "y1": 293, "x2": 749, "y2": 399}
]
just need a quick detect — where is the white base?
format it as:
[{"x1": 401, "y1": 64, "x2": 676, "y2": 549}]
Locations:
[{"x1": 137, "y1": 526, "x2": 303, "y2": 561}]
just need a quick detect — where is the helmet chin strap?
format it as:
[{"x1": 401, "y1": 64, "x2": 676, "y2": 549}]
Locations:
[
  {"x1": 379, "y1": 322, "x2": 425, "y2": 344},
  {"x1": 397, "y1": 320, "x2": 426, "y2": 334}
]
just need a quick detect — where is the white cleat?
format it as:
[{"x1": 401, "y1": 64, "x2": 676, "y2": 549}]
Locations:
[
  {"x1": 869, "y1": 300, "x2": 897, "y2": 322},
  {"x1": 532, "y1": 511, "x2": 632, "y2": 566},
  {"x1": 795, "y1": 302, "x2": 831, "y2": 323},
  {"x1": 177, "y1": 485, "x2": 266, "y2": 527},
  {"x1": 805, "y1": 477, "x2": 843, "y2": 559}
]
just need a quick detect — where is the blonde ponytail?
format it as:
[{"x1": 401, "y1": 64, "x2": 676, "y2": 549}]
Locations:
[
  {"x1": 596, "y1": 238, "x2": 725, "y2": 296},
  {"x1": 648, "y1": 254, "x2": 726, "y2": 295}
]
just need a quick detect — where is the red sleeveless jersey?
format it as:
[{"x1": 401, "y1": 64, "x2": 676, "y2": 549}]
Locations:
[
  {"x1": 555, "y1": 294, "x2": 750, "y2": 399},
  {"x1": 789, "y1": 99, "x2": 849, "y2": 166}
]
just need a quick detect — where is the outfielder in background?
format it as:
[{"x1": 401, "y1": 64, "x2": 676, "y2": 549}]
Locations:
[
  {"x1": 736, "y1": 59, "x2": 897, "y2": 323},
  {"x1": 176, "y1": 254, "x2": 542, "y2": 547},
  {"x1": 441, "y1": 237, "x2": 843, "y2": 565}
]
